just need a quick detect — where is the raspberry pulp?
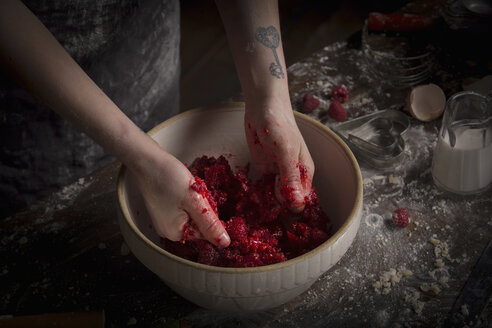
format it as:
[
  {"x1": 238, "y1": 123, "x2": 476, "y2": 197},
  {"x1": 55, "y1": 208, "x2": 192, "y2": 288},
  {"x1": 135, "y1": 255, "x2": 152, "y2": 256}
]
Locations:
[{"x1": 163, "y1": 155, "x2": 333, "y2": 268}]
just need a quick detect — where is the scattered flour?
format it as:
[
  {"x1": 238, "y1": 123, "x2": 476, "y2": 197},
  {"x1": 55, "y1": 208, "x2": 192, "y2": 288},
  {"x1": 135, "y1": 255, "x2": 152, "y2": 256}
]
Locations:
[{"x1": 57, "y1": 178, "x2": 92, "y2": 202}]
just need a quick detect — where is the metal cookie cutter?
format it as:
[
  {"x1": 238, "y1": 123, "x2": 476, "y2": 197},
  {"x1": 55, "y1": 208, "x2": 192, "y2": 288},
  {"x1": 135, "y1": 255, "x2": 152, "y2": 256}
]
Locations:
[{"x1": 333, "y1": 109, "x2": 410, "y2": 169}]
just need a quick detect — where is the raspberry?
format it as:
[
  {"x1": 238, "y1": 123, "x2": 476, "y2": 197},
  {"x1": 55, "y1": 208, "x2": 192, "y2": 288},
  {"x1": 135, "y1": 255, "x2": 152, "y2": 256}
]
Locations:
[
  {"x1": 331, "y1": 85, "x2": 349, "y2": 103},
  {"x1": 297, "y1": 163, "x2": 308, "y2": 183},
  {"x1": 286, "y1": 222, "x2": 312, "y2": 251},
  {"x1": 392, "y1": 208, "x2": 410, "y2": 227},
  {"x1": 311, "y1": 227, "x2": 329, "y2": 247},
  {"x1": 181, "y1": 221, "x2": 198, "y2": 242},
  {"x1": 243, "y1": 252, "x2": 262, "y2": 267},
  {"x1": 197, "y1": 241, "x2": 219, "y2": 266},
  {"x1": 268, "y1": 223, "x2": 283, "y2": 247},
  {"x1": 225, "y1": 217, "x2": 248, "y2": 241},
  {"x1": 301, "y1": 93, "x2": 320, "y2": 113},
  {"x1": 302, "y1": 204, "x2": 329, "y2": 230},
  {"x1": 163, "y1": 239, "x2": 195, "y2": 261},
  {"x1": 328, "y1": 100, "x2": 347, "y2": 122},
  {"x1": 165, "y1": 155, "x2": 334, "y2": 268},
  {"x1": 280, "y1": 184, "x2": 297, "y2": 205}
]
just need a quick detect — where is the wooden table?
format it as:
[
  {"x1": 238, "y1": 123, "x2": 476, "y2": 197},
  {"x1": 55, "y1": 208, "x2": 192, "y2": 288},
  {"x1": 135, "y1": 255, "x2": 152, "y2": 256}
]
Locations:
[{"x1": 1, "y1": 3, "x2": 491, "y2": 327}]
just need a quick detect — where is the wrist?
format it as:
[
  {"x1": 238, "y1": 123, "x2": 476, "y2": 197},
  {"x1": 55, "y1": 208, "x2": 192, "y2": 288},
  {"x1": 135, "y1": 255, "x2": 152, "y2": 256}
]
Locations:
[
  {"x1": 114, "y1": 125, "x2": 172, "y2": 177},
  {"x1": 244, "y1": 92, "x2": 293, "y2": 116}
]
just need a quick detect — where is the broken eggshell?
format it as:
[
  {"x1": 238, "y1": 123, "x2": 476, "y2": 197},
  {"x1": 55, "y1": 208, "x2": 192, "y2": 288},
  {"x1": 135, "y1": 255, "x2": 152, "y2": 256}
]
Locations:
[{"x1": 407, "y1": 84, "x2": 446, "y2": 122}]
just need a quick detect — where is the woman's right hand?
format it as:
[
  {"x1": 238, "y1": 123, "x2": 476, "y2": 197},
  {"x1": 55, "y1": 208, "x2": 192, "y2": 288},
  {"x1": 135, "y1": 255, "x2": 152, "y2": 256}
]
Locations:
[
  {"x1": 130, "y1": 149, "x2": 231, "y2": 248},
  {"x1": 0, "y1": 1, "x2": 230, "y2": 247}
]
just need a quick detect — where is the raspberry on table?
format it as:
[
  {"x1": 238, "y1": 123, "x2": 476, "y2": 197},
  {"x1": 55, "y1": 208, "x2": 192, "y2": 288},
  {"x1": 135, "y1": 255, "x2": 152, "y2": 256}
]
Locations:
[
  {"x1": 392, "y1": 208, "x2": 410, "y2": 227},
  {"x1": 331, "y1": 85, "x2": 349, "y2": 103},
  {"x1": 301, "y1": 93, "x2": 320, "y2": 113},
  {"x1": 328, "y1": 100, "x2": 347, "y2": 122}
]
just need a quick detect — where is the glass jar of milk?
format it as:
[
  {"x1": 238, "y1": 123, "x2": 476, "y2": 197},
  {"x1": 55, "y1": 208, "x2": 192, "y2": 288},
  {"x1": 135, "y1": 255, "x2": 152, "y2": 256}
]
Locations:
[{"x1": 432, "y1": 91, "x2": 492, "y2": 195}]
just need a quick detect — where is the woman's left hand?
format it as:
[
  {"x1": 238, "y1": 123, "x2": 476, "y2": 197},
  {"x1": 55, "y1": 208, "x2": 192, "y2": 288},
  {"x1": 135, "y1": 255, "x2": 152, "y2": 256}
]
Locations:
[{"x1": 245, "y1": 97, "x2": 314, "y2": 213}]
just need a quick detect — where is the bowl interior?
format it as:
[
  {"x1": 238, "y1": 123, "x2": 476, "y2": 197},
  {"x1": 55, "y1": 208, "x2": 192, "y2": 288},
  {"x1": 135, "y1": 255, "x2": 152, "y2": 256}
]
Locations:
[{"x1": 123, "y1": 103, "x2": 360, "y2": 258}]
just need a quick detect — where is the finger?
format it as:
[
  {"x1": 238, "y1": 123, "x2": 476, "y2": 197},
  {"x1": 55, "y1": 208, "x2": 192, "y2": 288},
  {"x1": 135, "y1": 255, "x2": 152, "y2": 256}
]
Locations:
[
  {"x1": 153, "y1": 210, "x2": 189, "y2": 242},
  {"x1": 298, "y1": 145, "x2": 315, "y2": 194},
  {"x1": 185, "y1": 191, "x2": 231, "y2": 248},
  {"x1": 275, "y1": 162, "x2": 306, "y2": 213}
]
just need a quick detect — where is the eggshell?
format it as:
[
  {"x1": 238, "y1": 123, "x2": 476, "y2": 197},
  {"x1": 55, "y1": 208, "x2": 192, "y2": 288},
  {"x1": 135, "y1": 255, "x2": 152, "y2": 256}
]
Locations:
[{"x1": 407, "y1": 84, "x2": 446, "y2": 122}]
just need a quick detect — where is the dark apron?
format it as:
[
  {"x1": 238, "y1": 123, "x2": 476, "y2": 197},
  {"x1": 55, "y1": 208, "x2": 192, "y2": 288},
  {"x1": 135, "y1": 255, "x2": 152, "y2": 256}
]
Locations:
[{"x1": 0, "y1": 0, "x2": 180, "y2": 217}]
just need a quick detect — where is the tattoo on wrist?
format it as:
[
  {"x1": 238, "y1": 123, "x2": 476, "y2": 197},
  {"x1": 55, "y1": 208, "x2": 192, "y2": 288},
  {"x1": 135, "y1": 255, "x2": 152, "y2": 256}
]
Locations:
[{"x1": 255, "y1": 26, "x2": 285, "y2": 79}]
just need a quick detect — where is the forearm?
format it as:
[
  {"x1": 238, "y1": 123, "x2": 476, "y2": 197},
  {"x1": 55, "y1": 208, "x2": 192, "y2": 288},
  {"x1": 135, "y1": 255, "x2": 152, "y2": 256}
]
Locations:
[
  {"x1": 215, "y1": 0, "x2": 290, "y2": 109},
  {"x1": 0, "y1": 0, "x2": 162, "y2": 172}
]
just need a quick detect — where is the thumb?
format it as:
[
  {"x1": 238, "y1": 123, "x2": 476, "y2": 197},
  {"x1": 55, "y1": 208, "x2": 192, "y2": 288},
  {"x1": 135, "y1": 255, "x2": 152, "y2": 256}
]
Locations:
[
  {"x1": 185, "y1": 189, "x2": 231, "y2": 248},
  {"x1": 275, "y1": 163, "x2": 305, "y2": 213}
]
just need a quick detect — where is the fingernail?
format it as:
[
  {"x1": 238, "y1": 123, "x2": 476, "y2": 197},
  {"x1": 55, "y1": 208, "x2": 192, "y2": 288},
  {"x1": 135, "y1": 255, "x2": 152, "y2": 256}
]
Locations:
[
  {"x1": 217, "y1": 232, "x2": 231, "y2": 248},
  {"x1": 293, "y1": 191, "x2": 305, "y2": 206}
]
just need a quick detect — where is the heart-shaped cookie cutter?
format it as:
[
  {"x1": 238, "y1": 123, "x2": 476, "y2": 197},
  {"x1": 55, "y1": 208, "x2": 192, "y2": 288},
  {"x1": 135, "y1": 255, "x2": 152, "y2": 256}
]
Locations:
[{"x1": 333, "y1": 109, "x2": 410, "y2": 169}]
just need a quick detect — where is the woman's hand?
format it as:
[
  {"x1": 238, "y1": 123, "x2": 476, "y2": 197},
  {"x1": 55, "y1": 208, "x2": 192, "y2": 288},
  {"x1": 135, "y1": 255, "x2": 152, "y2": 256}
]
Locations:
[
  {"x1": 130, "y1": 149, "x2": 231, "y2": 248},
  {"x1": 215, "y1": 1, "x2": 314, "y2": 212},
  {"x1": 245, "y1": 98, "x2": 314, "y2": 213},
  {"x1": 0, "y1": 0, "x2": 230, "y2": 247}
]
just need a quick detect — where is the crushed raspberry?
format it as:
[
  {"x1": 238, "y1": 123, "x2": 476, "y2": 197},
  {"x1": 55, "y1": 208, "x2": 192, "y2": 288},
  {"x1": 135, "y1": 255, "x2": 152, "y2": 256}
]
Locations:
[
  {"x1": 311, "y1": 227, "x2": 329, "y2": 246},
  {"x1": 249, "y1": 226, "x2": 271, "y2": 243},
  {"x1": 392, "y1": 208, "x2": 410, "y2": 227},
  {"x1": 331, "y1": 85, "x2": 349, "y2": 103},
  {"x1": 181, "y1": 221, "x2": 199, "y2": 242},
  {"x1": 190, "y1": 176, "x2": 218, "y2": 216},
  {"x1": 226, "y1": 217, "x2": 248, "y2": 241},
  {"x1": 301, "y1": 93, "x2": 320, "y2": 113},
  {"x1": 197, "y1": 241, "x2": 220, "y2": 266},
  {"x1": 286, "y1": 221, "x2": 329, "y2": 256},
  {"x1": 163, "y1": 238, "x2": 195, "y2": 260},
  {"x1": 280, "y1": 184, "x2": 297, "y2": 205},
  {"x1": 328, "y1": 100, "x2": 347, "y2": 122},
  {"x1": 304, "y1": 187, "x2": 319, "y2": 206},
  {"x1": 297, "y1": 163, "x2": 308, "y2": 183},
  {"x1": 164, "y1": 155, "x2": 333, "y2": 268}
]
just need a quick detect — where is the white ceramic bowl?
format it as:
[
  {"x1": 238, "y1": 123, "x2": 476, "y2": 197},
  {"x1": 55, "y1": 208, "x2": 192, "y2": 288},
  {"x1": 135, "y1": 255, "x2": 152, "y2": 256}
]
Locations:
[{"x1": 117, "y1": 102, "x2": 363, "y2": 312}]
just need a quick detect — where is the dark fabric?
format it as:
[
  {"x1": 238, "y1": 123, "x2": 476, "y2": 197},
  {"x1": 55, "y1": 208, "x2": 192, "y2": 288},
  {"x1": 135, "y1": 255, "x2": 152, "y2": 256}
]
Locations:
[{"x1": 0, "y1": 0, "x2": 180, "y2": 217}]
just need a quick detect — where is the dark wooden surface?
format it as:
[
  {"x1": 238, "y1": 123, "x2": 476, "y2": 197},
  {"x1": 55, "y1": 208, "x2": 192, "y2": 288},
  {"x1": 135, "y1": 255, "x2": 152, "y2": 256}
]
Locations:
[{"x1": 1, "y1": 1, "x2": 491, "y2": 327}]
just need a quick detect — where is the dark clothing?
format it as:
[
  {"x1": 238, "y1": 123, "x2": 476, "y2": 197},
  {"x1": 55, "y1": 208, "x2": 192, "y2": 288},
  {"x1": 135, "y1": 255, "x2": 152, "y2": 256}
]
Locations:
[{"x1": 0, "y1": 0, "x2": 180, "y2": 217}]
